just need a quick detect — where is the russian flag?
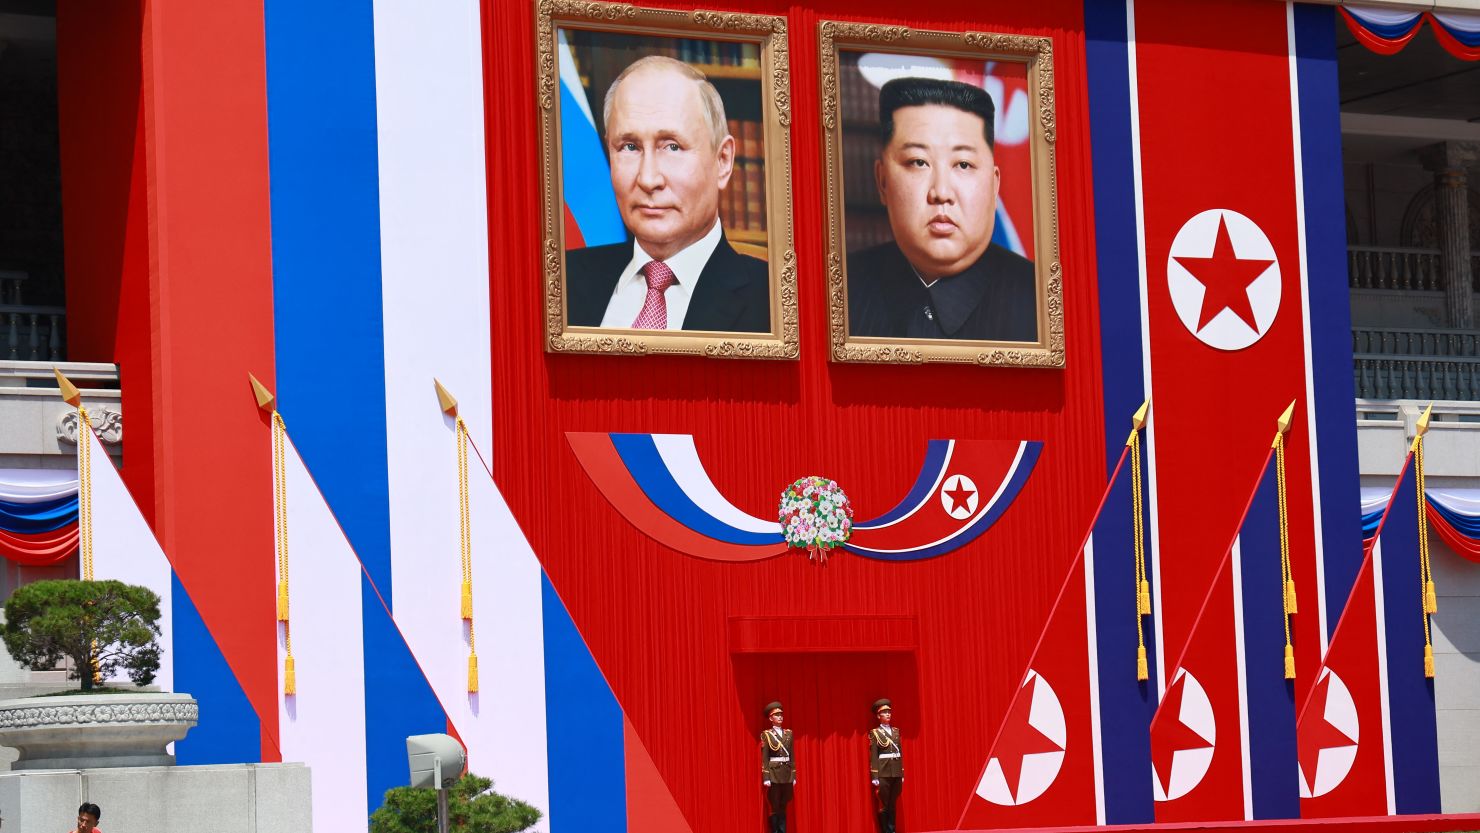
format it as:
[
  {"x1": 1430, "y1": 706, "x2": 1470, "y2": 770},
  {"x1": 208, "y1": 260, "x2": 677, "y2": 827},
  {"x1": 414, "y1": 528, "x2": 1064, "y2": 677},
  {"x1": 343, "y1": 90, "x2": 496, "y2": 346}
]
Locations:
[{"x1": 557, "y1": 29, "x2": 625, "y2": 249}]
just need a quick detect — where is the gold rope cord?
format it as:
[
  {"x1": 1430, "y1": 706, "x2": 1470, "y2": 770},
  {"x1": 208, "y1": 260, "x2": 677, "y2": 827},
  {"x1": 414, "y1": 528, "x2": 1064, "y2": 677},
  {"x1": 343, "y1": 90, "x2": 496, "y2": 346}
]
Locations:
[
  {"x1": 457, "y1": 417, "x2": 478, "y2": 693},
  {"x1": 77, "y1": 405, "x2": 94, "y2": 581},
  {"x1": 1277, "y1": 433, "x2": 1295, "y2": 680},
  {"x1": 1131, "y1": 429, "x2": 1149, "y2": 682},
  {"x1": 273, "y1": 412, "x2": 295, "y2": 695},
  {"x1": 1416, "y1": 433, "x2": 1436, "y2": 678}
]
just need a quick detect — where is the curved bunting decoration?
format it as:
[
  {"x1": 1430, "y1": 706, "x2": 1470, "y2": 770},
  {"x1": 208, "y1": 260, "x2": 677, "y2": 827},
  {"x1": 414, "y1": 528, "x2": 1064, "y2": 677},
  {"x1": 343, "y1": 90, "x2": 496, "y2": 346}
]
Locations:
[{"x1": 566, "y1": 432, "x2": 1041, "y2": 562}]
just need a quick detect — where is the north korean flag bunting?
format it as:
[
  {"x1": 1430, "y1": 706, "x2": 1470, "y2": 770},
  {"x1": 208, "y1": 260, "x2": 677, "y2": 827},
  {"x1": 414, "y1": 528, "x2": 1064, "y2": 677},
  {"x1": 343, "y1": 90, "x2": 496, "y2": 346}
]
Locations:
[
  {"x1": 1150, "y1": 430, "x2": 1299, "y2": 822},
  {"x1": 1297, "y1": 523, "x2": 1392, "y2": 812},
  {"x1": 1300, "y1": 446, "x2": 1441, "y2": 816},
  {"x1": 958, "y1": 423, "x2": 1154, "y2": 828}
]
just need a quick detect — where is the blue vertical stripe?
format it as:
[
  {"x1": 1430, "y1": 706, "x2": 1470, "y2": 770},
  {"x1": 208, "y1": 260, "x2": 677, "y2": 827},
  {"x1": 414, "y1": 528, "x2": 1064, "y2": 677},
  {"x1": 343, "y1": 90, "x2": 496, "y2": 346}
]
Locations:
[
  {"x1": 171, "y1": 573, "x2": 262, "y2": 766},
  {"x1": 263, "y1": 0, "x2": 444, "y2": 822},
  {"x1": 542, "y1": 572, "x2": 627, "y2": 832},
  {"x1": 1086, "y1": 0, "x2": 1157, "y2": 823},
  {"x1": 1292, "y1": 3, "x2": 1365, "y2": 634},
  {"x1": 360, "y1": 577, "x2": 447, "y2": 818},
  {"x1": 1379, "y1": 465, "x2": 1442, "y2": 813},
  {"x1": 1239, "y1": 467, "x2": 1299, "y2": 819}
]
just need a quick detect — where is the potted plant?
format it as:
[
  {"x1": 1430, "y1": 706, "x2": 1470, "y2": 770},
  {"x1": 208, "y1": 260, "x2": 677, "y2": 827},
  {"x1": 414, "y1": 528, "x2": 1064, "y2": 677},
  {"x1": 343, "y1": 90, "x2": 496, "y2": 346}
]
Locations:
[{"x1": 0, "y1": 579, "x2": 196, "y2": 770}]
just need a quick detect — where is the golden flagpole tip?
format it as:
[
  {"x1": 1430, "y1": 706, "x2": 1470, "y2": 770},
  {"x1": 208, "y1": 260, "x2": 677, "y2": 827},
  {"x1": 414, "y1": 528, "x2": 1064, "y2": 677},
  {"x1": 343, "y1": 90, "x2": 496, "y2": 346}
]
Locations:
[
  {"x1": 1276, "y1": 400, "x2": 1297, "y2": 435},
  {"x1": 248, "y1": 373, "x2": 276, "y2": 412},
  {"x1": 53, "y1": 368, "x2": 81, "y2": 407},
  {"x1": 1416, "y1": 402, "x2": 1433, "y2": 438},
  {"x1": 1132, "y1": 400, "x2": 1150, "y2": 431},
  {"x1": 434, "y1": 378, "x2": 459, "y2": 417}
]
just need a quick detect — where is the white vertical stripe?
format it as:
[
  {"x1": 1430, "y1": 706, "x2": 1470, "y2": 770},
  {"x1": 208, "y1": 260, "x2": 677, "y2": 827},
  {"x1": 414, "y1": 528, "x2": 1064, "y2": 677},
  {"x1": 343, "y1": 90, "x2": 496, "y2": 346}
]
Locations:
[
  {"x1": 371, "y1": 0, "x2": 551, "y2": 826},
  {"x1": 1371, "y1": 542, "x2": 1397, "y2": 814},
  {"x1": 1124, "y1": 0, "x2": 1167, "y2": 699},
  {"x1": 1230, "y1": 537, "x2": 1254, "y2": 820},
  {"x1": 1084, "y1": 536, "x2": 1107, "y2": 825},
  {"x1": 279, "y1": 438, "x2": 370, "y2": 833},
  {"x1": 88, "y1": 429, "x2": 174, "y2": 695},
  {"x1": 1285, "y1": 0, "x2": 1330, "y2": 651}
]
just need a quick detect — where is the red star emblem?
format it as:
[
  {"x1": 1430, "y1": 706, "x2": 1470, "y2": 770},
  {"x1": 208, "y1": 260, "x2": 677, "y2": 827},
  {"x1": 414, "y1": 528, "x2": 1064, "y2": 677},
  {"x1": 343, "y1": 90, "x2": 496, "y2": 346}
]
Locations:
[
  {"x1": 1150, "y1": 673, "x2": 1214, "y2": 796},
  {"x1": 943, "y1": 479, "x2": 976, "y2": 514},
  {"x1": 992, "y1": 675, "x2": 1064, "y2": 801},
  {"x1": 1298, "y1": 674, "x2": 1356, "y2": 794},
  {"x1": 1173, "y1": 214, "x2": 1274, "y2": 333}
]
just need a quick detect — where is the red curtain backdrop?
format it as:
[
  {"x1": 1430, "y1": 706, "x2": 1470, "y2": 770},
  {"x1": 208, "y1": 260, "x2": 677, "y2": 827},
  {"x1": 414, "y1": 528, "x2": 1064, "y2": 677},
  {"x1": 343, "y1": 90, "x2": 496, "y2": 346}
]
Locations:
[{"x1": 484, "y1": 1, "x2": 1102, "y2": 830}]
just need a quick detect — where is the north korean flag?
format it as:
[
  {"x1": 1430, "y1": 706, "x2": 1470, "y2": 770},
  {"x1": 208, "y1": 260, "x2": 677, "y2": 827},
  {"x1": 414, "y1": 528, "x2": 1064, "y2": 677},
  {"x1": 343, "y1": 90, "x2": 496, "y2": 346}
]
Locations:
[
  {"x1": 958, "y1": 438, "x2": 1154, "y2": 828},
  {"x1": 1151, "y1": 439, "x2": 1299, "y2": 822}
]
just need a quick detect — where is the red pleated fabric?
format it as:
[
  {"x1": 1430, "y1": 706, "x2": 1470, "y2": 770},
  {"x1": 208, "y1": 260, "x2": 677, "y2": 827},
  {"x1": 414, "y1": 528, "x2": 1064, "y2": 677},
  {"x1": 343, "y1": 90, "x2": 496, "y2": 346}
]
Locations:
[
  {"x1": 484, "y1": 1, "x2": 1105, "y2": 830},
  {"x1": 1427, "y1": 503, "x2": 1480, "y2": 565},
  {"x1": 0, "y1": 523, "x2": 80, "y2": 566}
]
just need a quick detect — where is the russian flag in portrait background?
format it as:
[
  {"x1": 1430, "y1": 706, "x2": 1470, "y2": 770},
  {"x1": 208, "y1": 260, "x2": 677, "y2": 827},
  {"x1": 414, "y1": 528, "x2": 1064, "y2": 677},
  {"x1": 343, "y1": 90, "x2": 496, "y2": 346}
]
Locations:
[{"x1": 556, "y1": 29, "x2": 625, "y2": 249}]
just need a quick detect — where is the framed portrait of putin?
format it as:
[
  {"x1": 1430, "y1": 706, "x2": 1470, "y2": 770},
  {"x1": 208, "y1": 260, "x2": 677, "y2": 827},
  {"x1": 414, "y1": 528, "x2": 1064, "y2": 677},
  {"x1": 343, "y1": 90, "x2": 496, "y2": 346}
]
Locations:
[
  {"x1": 819, "y1": 23, "x2": 1064, "y2": 367},
  {"x1": 537, "y1": 1, "x2": 797, "y2": 359}
]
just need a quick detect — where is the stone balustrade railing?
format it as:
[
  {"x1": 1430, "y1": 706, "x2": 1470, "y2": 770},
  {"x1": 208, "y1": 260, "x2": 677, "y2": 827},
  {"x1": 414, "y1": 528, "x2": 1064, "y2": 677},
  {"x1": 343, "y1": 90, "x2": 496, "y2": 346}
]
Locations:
[
  {"x1": 1348, "y1": 245, "x2": 1443, "y2": 291},
  {"x1": 1354, "y1": 327, "x2": 1480, "y2": 400}
]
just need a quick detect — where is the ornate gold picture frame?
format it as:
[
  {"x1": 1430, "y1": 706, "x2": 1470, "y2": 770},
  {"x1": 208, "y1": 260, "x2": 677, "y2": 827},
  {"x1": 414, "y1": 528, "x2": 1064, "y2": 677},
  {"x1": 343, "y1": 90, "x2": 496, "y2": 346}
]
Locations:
[
  {"x1": 819, "y1": 22, "x2": 1063, "y2": 367},
  {"x1": 537, "y1": 0, "x2": 797, "y2": 359}
]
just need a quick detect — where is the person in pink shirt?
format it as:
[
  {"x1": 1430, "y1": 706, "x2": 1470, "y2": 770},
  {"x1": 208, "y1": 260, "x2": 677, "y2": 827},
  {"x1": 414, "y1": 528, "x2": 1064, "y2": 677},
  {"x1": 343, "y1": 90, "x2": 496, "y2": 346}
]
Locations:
[{"x1": 70, "y1": 802, "x2": 101, "y2": 833}]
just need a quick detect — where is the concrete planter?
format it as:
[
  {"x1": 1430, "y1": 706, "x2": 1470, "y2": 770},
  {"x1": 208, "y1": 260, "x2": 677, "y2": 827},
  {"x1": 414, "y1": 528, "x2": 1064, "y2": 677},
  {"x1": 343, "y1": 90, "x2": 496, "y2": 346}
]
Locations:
[{"x1": 0, "y1": 692, "x2": 197, "y2": 770}]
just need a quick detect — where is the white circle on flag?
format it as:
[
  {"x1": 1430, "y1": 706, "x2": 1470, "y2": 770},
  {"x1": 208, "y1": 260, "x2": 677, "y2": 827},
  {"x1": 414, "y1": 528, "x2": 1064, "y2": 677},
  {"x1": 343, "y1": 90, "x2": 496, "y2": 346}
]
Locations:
[
  {"x1": 976, "y1": 670, "x2": 1068, "y2": 806},
  {"x1": 1299, "y1": 668, "x2": 1360, "y2": 799},
  {"x1": 939, "y1": 474, "x2": 979, "y2": 520},
  {"x1": 1153, "y1": 670, "x2": 1217, "y2": 802},
  {"x1": 1166, "y1": 208, "x2": 1281, "y2": 351}
]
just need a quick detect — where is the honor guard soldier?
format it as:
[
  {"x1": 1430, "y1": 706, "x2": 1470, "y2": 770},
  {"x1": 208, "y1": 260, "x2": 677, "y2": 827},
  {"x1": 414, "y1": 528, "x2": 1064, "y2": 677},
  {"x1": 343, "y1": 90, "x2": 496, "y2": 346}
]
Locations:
[
  {"x1": 760, "y1": 701, "x2": 795, "y2": 833},
  {"x1": 868, "y1": 699, "x2": 903, "y2": 833}
]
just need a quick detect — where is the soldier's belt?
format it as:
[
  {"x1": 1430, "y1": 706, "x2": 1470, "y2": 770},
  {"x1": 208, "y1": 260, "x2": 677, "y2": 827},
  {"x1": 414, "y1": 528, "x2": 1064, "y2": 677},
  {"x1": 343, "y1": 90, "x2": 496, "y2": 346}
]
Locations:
[
  {"x1": 769, "y1": 756, "x2": 791, "y2": 762},
  {"x1": 878, "y1": 753, "x2": 901, "y2": 759}
]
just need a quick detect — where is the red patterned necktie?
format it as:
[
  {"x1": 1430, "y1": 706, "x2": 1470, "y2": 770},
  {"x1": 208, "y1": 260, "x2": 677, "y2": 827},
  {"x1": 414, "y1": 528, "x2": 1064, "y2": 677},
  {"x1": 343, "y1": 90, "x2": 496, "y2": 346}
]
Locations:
[{"x1": 631, "y1": 260, "x2": 677, "y2": 329}]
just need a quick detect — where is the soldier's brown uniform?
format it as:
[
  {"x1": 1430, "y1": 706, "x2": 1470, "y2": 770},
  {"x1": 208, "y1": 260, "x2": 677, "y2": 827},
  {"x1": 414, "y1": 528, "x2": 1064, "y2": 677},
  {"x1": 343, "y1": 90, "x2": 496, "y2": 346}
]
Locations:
[
  {"x1": 869, "y1": 716, "x2": 902, "y2": 833},
  {"x1": 761, "y1": 704, "x2": 794, "y2": 833}
]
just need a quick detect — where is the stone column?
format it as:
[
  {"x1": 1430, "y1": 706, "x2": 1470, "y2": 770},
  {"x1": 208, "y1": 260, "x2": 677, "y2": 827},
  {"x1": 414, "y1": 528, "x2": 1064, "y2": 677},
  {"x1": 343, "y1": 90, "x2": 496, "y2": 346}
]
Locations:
[{"x1": 1419, "y1": 141, "x2": 1479, "y2": 329}]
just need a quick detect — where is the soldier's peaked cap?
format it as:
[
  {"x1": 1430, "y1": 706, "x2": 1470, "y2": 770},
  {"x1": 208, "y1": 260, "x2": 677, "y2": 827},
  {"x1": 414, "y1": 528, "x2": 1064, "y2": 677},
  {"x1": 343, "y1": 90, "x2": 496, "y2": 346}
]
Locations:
[
  {"x1": 873, "y1": 698, "x2": 892, "y2": 713},
  {"x1": 765, "y1": 701, "x2": 784, "y2": 716}
]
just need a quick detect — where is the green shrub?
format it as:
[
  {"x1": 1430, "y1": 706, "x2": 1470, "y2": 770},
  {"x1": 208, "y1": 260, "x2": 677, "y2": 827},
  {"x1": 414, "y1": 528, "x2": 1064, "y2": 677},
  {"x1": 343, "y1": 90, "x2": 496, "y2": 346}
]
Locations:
[
  {"x1": 1, "y1": 579, "x2": 161, "y2": 690},
  {"x1": 370, "y1": 773, "x2": 541, "y2": 833}
]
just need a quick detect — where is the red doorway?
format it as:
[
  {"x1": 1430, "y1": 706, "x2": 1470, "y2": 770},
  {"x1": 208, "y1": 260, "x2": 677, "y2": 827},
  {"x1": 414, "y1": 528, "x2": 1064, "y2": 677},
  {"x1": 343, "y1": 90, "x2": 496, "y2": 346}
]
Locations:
[{"x1": 733, "y1": 651, "x2": 918, "y2": 833}]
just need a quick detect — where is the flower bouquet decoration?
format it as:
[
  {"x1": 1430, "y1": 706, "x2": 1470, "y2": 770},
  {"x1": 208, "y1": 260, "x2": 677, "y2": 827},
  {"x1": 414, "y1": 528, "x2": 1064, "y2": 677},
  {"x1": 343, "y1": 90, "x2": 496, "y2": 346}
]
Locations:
[{"x1": 778, "y1": 476, "x2": 854, "y2": 564}]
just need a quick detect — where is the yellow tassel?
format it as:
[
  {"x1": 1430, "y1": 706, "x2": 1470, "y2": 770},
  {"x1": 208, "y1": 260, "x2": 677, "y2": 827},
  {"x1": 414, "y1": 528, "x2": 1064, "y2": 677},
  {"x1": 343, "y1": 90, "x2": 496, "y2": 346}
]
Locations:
[
  {"x1": 284, "y1": 655, "x2": 296, "y2": 695},
  {"x1": 1136, "y1": 645, "x2": 1148, "y2": 681},
  {"x1": 460, "y1": 580, "x2": 473, "y2": 620},
  {"x1": 467, "y1": 653, "x2": 479, "y2": 693},
  {"x1": 1138, "y1": 580, "x2": 1151, "y2": 615},
  {"x1": 1424, "y1": 644, "x2": 1435, "y2": 678},
  {"x1": 1284, "y1": 644, "x2": 1296, "y2": 680},
  {"x1": 276, "y1": 582, "x2": 289, "y2": 622},
  {"x1": 1425, "y1": 580, "x2": 1437, "y2": 614},
  {"x1": 1285, "y1": 580, "x2": 1298, "y2": 615}
]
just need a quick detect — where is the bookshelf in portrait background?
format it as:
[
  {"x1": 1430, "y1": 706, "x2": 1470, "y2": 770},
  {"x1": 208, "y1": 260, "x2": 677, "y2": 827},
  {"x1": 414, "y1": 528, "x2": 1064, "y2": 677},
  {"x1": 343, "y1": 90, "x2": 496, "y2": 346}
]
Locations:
[
  {"x1": 838, "y1": 52, "x2": 894, "y2": 254},
  {"x1": 565, "y1": 32, "x2": 769, "y2": 258}
]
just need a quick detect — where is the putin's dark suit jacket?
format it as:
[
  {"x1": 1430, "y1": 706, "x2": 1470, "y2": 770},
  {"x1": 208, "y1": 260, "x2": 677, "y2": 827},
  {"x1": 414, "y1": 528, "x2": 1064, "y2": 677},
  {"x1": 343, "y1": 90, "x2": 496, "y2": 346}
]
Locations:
[{"x1": 565, "y1": 235, "x2": 771, "y2": 333}]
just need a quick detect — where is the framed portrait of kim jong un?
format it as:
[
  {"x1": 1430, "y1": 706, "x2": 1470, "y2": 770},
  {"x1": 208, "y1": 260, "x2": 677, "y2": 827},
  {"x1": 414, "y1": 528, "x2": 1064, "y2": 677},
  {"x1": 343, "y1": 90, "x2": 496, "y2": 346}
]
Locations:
[
  {"x1": 819, "y1": 22, "x2": 1064, "y2": 367},
  {"x1": 537, "y1": 0, "x2": 797, "y2": 359}
]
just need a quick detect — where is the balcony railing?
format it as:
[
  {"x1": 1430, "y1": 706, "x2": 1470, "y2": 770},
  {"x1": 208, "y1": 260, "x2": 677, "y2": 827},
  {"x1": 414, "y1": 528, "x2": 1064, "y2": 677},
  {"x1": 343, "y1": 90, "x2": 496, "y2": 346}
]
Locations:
[
  {"x1": 1348, "y1": 246, "x2": 1443, "y2": 291},
  {"x1": 0, "y1": 272, "x2": 64, "y2": 362},
  {"x1": 1354, "y1": 326, "x2": 1480, "y2": 400},
  {"x1": 1347, "y1": 246, "x2": 1480, "y2": 293}
]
